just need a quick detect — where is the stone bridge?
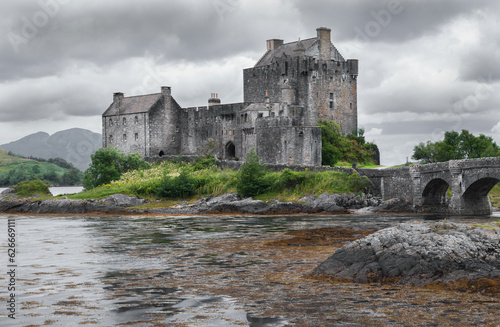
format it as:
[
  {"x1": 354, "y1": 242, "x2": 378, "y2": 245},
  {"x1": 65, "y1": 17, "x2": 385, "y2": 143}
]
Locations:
[{"x1": 359, "y1": 157, "x2": 500, "y2": 215}]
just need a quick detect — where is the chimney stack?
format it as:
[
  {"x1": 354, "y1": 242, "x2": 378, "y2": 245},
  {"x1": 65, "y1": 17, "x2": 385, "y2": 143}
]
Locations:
[
  {"x1": 208, "y1": 93, "x2": 221, "y2": 107},
  {"x1": 161, "y1": 86, "x2": 171, "y2": 98},
  {"x1": 316, "y1": 27, "x2": 332, "y2": 61},
  {"x1": 266, "y1": 39, "x2": 284, "y2": 51},
  {"x1": 113, "y1": 92, "x2": 124, "y2": 108}
]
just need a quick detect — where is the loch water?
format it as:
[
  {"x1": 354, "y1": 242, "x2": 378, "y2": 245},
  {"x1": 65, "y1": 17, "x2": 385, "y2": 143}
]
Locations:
[{"x1": 0, "y1": 213, "x2": 499, "y2": 326}]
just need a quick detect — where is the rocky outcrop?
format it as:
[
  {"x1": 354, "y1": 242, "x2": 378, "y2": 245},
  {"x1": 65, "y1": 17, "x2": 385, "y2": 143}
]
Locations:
[
  {"x1": 102, "y1": 194, "x2": 147, "y2": 207},
  {"x1": 0, "y1": 198, "x2": 127, "y2": 214},
  {"x1": 312, "y1": 222, "x2": 500, "y2": 289},
  {"x1": 0, "y1": 191, "x2": 407, "y2": 215}
]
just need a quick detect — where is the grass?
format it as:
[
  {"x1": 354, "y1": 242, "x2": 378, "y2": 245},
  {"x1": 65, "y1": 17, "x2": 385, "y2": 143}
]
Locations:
[
  {"x1": 335, "y1": 161, "x2": 383, "y2": 169},
  {"x1": 67, "y1": 160, "x2": 371, "y2": 207}
]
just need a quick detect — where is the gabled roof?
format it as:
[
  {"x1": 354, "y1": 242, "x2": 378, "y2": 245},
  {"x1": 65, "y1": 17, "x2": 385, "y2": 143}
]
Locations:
[
  {"x1": 103, "y1": 93, "x2": 162, "y2": 117},
  {"x1": 254, "y1": 37, "x2": 345, "y2": 67}
]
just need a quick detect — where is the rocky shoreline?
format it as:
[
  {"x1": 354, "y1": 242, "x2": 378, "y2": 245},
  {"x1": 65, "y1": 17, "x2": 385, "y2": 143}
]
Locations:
[{"x1": 0, "y1": 189, "x2": 412, "y2": 215}]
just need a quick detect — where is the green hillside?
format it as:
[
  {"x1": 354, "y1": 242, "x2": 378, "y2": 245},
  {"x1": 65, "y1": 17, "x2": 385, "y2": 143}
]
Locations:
[{"x1": 0, "y1": 149, "x2": 83, "y2": 187}]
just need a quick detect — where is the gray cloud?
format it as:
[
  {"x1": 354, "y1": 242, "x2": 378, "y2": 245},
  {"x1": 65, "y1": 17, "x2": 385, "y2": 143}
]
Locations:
[{"x1": 0, "y1": 0, "x2": 499, "y2": 165}]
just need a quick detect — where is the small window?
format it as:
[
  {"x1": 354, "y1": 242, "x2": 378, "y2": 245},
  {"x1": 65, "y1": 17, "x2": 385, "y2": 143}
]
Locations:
[
  {"x1": 109, "y1": 135, "x2": 113, "y2": 143},
  {"x1": 330, "y1": 93, "x2": 334, "y2": 100},
  {"x1": 258, "y1": 113, "x2": 263, "y2": 118},
  {"x1": 122, "y1": 134, "x2": 127, "y2": 141},
  {"x1": 299, "y1": 131, "x2": 304, "y2": 137},
  {"x1": 123, "y1": 117, "x2": 126, "y2": 125},
  {"x1": 134, "y1": 116, "x2": 139, "y2": 124},
  {"x1": 329, "y1": 102, "x2": 333, "y2": 109},
  {"x1": 135, "y1": 133, "x2": 138, "y2": 141},
  {"x1": 109, "y1": 119, "x2": 113, "y2": 126}
]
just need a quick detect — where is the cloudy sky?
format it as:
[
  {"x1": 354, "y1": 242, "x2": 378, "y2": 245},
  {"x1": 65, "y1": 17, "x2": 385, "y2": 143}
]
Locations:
[{"x1": 1, "y1": 0, "x2": 499, "y2": 165}]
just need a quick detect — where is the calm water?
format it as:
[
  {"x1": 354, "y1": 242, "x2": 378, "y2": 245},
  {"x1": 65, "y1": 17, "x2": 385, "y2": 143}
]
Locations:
[
  {"x1": 0, "y1": 186, "x2": 83, "y2": 196},
  {"x1": 0, "y1": 213, "x2": 498, "y2": 326}
]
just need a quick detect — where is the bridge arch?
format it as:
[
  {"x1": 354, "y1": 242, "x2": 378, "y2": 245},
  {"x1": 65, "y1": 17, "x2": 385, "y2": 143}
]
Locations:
[
  {"x1": 422, "y1": 178, "x2": 450, "y2": 205},
  {"x1": 461, "y1": 177, "x2": 499, "y2": 209}
]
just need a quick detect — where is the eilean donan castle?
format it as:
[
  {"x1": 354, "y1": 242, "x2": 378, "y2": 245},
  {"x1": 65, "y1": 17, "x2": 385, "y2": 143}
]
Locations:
[{"x1": 102, "y1": 27, "x2": 358, "y2": 166}]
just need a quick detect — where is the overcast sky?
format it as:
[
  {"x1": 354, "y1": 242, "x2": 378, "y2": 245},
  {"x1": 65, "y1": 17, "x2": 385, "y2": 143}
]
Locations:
[{"x1": 1, "y1": 0, "x2": 499, "y2": 165}]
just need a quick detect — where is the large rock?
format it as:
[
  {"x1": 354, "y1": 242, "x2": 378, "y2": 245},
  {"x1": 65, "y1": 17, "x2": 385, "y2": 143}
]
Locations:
[
  {"x1": 101, "y1": 194, "x2": 147, "y2": 207},
  {"x1": 299, "y1": 193, "x2": 381, "y2": 212},
  {"x1": 312, "y1": 222, "x2": 500, "y2": 287}
]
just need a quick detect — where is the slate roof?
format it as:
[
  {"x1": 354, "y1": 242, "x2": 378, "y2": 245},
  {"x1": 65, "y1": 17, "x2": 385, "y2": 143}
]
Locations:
[
  {"x1": 103, "y1": 93, "x2": 162, "y2": 117},
  {"x1": 254, "y1": 37, "x2": 345, "y2": 67}
]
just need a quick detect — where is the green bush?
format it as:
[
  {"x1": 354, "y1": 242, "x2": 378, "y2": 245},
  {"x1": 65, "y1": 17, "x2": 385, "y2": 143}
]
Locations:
[
  {"x1": 12, "y1": 180, "x2": 51, "y2": 197},
  {"x1": 83, "y1": 147, "x2": 150, "y2": 189},
  {"x1": 236, "y1": 149, "x2": 270, "y2": 197},
  {"x1": 192, "y1": 156, "x2": 217, "y2": 171},
  {"x1": 156, "y1": 169, "x2": 198, "y2": 198}
]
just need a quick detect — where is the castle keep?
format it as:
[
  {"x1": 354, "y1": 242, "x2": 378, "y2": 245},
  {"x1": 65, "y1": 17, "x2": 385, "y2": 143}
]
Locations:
[{"x1": 102, "y1": 27, "x2": 358, "y2": 166}]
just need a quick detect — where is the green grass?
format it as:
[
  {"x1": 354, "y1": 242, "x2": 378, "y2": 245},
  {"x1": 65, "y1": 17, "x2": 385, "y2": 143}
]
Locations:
[{"x1": 68, "y1": 160, "x2": 371, "y2": 207}]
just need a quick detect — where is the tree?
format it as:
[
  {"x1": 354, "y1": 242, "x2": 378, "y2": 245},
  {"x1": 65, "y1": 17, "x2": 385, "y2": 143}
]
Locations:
[
  {"x1": 83, "y1": 147, "x2": 150, "y2": 189},
  {"x1": 412, "y1": 129, "x2": 500, "y2": 163},
  {"x1": 236, "y1": 149, "x2": 269, "y2": 197},
  {"x1": 317, "y1": 121, "x2": 376, "y2": 166}
]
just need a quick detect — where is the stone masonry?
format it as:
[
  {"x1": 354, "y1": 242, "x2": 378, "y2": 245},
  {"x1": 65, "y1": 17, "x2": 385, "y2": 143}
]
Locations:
[{"x1": 102, "y1": 27, "x2": 358, "y2": 166}]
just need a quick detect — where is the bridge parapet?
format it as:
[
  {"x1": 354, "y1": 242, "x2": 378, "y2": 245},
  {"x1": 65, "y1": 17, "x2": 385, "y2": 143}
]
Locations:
[{"x1": 360, "y1": 157, "x2": 500, "y2": 215}]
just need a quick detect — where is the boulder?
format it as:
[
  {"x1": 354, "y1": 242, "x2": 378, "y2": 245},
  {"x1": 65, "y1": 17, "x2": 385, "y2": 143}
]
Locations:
[
  {"x1": 102, "y1": 194, "x2": 147, "y2": 207},
  {"x1": 312, "y1": 222, "x2": 500, "y2": 287}
]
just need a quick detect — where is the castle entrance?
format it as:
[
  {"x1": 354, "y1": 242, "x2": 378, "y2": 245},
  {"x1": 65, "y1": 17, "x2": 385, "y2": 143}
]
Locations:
[{"x1": 225, "y1": 142, "x2": 236, "y2": 160}]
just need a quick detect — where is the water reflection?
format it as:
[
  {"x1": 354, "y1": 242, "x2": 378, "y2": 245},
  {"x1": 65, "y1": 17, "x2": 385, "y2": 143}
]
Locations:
[{"x1": 1, "y1": 213, "x2": 498, "y2": 326}]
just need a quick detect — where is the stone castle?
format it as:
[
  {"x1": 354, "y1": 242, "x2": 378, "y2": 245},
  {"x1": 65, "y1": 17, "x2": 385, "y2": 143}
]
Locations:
[{"x1": 102, "y1": 27, "x2": 358, "y2": 166}]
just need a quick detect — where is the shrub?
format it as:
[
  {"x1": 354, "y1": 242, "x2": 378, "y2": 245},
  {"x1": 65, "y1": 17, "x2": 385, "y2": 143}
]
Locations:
[
  {"x1": 12, "y1": 180, "x2": 51, "y2": 197},
  {"x1": 236, "y1": 149, "x2": 270, "y2": 197},
  {"x1": 192, "y1": 156, "x2": 217, "y2": 171},
  {"x1": 83, "y1": 147, "x2": 150, "y2": 189},
  {"x1": 156, "y1": 169, "x2": 198, "y2": 198}
]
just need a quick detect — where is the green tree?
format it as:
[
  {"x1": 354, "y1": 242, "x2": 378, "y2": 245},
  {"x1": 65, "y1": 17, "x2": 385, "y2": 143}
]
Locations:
[
  {"x1": 318, "y1": 120, "x2": 343, "y2": 166},
  {"x1": 317, "y1": 121, "x2": 376, "y2": 166},
  {"x1": 83, "y1": 147, "x2": 150, "y2": 189},
  {"x1": 412, "y1": 129, "x2": 500, "y2": 163},
  {"x1": 236, "y1": 149, "x2": 269, "y2": 197}
]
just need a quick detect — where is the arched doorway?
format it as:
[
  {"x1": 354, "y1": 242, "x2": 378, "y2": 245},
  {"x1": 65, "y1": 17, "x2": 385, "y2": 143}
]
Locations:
[{"x1": 225, "y1": 142, "x2": 236, "y2": 160}]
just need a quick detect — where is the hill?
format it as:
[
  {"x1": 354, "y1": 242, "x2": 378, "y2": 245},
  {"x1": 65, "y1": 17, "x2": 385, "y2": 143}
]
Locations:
[
  {"x1": 0, "y1": 149, "x2": 82, "y2": 186},
  {"x1": 0, "y1": 128, "x2": 101, "y2": 171}
]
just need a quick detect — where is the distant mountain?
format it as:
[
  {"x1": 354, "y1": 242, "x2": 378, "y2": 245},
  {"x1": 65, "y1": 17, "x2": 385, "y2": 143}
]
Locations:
[{"x1": 0, "y1": 128, "x2": 102, "y2": 171}]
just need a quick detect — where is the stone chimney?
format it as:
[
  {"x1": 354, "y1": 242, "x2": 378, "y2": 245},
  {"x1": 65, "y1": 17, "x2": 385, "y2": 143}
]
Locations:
[
  {"x1": 316, "y1": 27, "x2": 332, "y2": 61},
  {"x1": 113, "y1": 92, "x2": 124, "y2": 108},
  {"x1": 161, "y1": 86, "x2": 171, "y2": 98},
  {"x1": 208, "y1": 93, "x2": 221, "y2": 107},
  {"x1": 266, "y1": 39, "x2": 284, "y2": 51}
]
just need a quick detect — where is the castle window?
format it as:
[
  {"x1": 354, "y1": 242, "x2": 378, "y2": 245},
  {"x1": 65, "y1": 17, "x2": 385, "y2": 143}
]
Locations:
[
  {"x1": 134, "y1": 116, "x2": 138, "y2": 124},
  {"x1": 123, "y1": 117, "x2": 126, "y2": 125},
  {"x1": 122, "y1": 134, "x2": 127, "y2": 141},
  {"x1": 350, "y1": 103, "x2": 353, "y2": 110},
  {"x1": 109, "y1": 135, "x2": 113, "y2": 143},
  {"x1": 135, "y1": 133, "x2": 138, "y2": 141},
  {"x1": 299, "y1": 131, "x2": 304, "y2": 137},
  {"x1": 330, "y1": 102, "x2": 333, "y2": 109},
  {"x1": 244, "y1": 114, "x2": 248, "y2": 122},
  {"x1": 258, "y1": 113, "x2": 263, "y2": 118},
  {"x1": 109, "y1": 119, "x2": 113, "y2": 126}
]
